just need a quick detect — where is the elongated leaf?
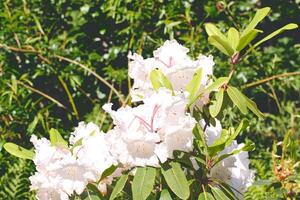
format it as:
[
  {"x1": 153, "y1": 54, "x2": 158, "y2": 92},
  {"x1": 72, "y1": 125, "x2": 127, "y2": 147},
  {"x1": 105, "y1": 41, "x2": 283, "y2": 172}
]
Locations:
[
  {"x1": 186, "y1": 69, "x2": 203, "y2": 102},
  {"x1": 132, "y1": 167, "x2": 156, "y2": 200},
  {"x1": 159, "y1": 189, "x2": 172, "y2": 200},
  {"x1": 109, "y1": 174, "x2": 128, "y2": 200},
  {"x1": 208, "y1": 35, "x2": 234, "y2": 56},
  {"x1": 243, "y1": 94, "x2": 265, "y2": 118},
  {"x1": 210, "y1": 185, "x2": 231, "y2": 200},
  {"x1": 227, "y1": 28, "x2": 239, "y2": 50},
  {"x1": 101, "y1": 165, "x2": 117, "y2": 180},
  {"x1": 205, "y1": 23, "x2": 228, "y2": 41},
  {"x1": 237, "y1": 29, "x2": 261, "y2": 51},
  {"x1": 209, "y1": 89, "x2": 224, "y2": 117},
  {"x1": 161, "y1": 162, "x2": 190, "y2": 199},
  {"x1": 198, "y1": 192, "x2": 215, "y2": 200},
  {"x1": 3, "y1": 143, "x2": 35, "y2": 160},
  {"x1": 227, "y1": 86, "x2": 248, "y2": 114},
  {"x1": 49, "y1": 128, "x2": 68, "y2": 147},
  {"x1": 253, "y1": 23, "x2": 298, "y2": 48},
  {"x1": 242, "y1": 7, "x2": 270, "y2": 36},
  {"x1": 225, "y1": 119, "x2": 249, "y2": 146},
  {"x1": 204, "y1": 77, "x2": 229, "y2": 94},
  {"x1": 150, "y1": 69, "x2": 174, "y2": 92}
]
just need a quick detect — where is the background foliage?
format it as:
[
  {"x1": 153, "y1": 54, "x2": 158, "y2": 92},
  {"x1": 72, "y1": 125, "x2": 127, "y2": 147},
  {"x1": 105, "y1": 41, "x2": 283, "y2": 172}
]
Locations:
[{"x1": 0, "y1": 0, "x2": 299, "y2": 199}]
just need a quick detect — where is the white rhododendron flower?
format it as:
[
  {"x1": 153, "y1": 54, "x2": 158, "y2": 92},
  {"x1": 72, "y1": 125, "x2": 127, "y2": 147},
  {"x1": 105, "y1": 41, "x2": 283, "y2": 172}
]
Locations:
[
  {"x1": 30, "y1": 135, "x2": 89, "y2": 199},
  {"x1": 201, "y1": 119, "x2": 254, "y2": 199},
  {"x1": 103, "y1": 89, "x2": 196, "y2": 167},
  {"x1": 128, "y1": 39, "x2": 214, "y2": 102},
  {"x1": 69, "y1": 121, "x2": 100, "y2": 145}
]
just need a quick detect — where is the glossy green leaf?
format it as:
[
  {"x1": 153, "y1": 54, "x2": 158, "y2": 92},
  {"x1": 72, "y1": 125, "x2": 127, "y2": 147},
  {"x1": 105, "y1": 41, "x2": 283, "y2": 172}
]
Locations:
[
  {"x1": 210, "y1": 185, "x2": 231, "y2": 200},
  {"x1": 227, "y1": 27, "x2": 239, "y2": 50},
  {"x1": 150, "y1": 69, "x2": 174, "y2": 92},
  {"x1": 208, "y1": 35, "x2": 234, "y2": 56},
  {"x1": 209, "y1": 89, "x2": 224, "y2": 117},
  {"x1": 198, "y1": 192, "x2": 215, "y2": 200},
  {"x1": 3, "y1": 143, "x2": 35, "y2": 160},
  {"x1": 186, "y1": 68, "x2": 203, "y2": 102},
  {"x1": 49, "y1": 128, "x2": 68, "y2": 147},
  {"x1": 227, "y1": 86, "x2": 248, "y2": 114},
  {"x1": 253, "y1": 23, "x2": 298, "y2": 48},
  {"x1": 204, "y1": 23, "x2": 228, "y2": 41},
  {"x1": 237, "y1": 29, "x2": 261, "y2": 51},
  {"x1": 242, "y1": 7, "x2": 270, "y2": 36},
  {"x1": 243, "y1": 94, "x2": 265, "y2": 118},
  {"x1": 109, "y1": 174, "x2": 128, "y2": 200},
  {"x1": 159, "y1": 189, "x2": 172, "y2": 200},
  {"x1": 161, "y1": 162, "x2": 190, "y2": 199},
  {"x1": 132, "y1": 167, "x2": 156, "y2": 200}
]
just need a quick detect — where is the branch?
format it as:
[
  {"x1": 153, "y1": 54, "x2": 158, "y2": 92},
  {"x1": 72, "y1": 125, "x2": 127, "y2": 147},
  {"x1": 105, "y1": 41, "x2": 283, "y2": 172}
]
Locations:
[{"x1": 242, "y1": 71, "x2": 300, "y2": 89}]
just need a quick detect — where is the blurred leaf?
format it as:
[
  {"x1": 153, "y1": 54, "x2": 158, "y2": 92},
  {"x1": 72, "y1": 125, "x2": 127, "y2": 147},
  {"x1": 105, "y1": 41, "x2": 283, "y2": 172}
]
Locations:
[
  {"x1": 209, "y1": 89, "x2": 224, "y2": 117},
  {"x1": 237, "y1": 29, "x2": 261, "y2": 51},
  {"x1": 49, "y1": 128, "x2": 68, "y2": 148},
  {"x1": 205, "y1": 23, "x2": 228, "y2": 41},
  {"x1": 198, "y1": 192, "x2": 215, "y2": 200},
  {"x1": 186, "y1": 69, "x2": 203, "y2": 103},
  {"x1": 159, "y1": 189, "x2": 172, "y2": 200},
  {"x1": 208, "y1": 35, "x2": 234, "y2": 56}
]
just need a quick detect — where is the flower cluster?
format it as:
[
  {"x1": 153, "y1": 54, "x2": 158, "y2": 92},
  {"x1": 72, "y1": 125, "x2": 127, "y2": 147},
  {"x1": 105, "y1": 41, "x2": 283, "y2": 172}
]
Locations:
[{"x1": 28, "y1": 40, "x2": 254, "y2": 200}]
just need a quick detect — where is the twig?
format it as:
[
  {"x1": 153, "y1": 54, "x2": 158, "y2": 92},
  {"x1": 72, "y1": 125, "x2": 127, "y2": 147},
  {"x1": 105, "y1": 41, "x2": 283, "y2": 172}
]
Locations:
[
  {"x1": 18, "y1": 81, "x2": 67, "y2": 110},
  {"x1": 242, "y1": 71, "x2": 300, "y2": 89},
  {"x1": 53, "y1": 55, "x2": 126, "y2": 105}
]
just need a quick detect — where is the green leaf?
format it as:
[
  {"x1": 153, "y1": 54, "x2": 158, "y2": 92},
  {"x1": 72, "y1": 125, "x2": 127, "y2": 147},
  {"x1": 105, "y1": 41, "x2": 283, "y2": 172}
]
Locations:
[
  {"x1": 150, "y1": 69, "x2": 174, "y2": 92},
  {"x1": 242, "y1": 7, "x2": 271, "y2": 36},
  {"x1": 208, "y1": 35, "x2": 234, "y2": 56},
  {"x1": 198, "y1": 192, "x2": 215, "y2": 200},
  {"x1": 225, "y1": 119, "x2": 249, "y2": 146},
  {"x1": 132, "y1": 167, "x2": 156, "y2": 200},
  {"x1": 204, "y1": 23, "x2": 228, "y2": 41},
  {"x1": 207, "y1": 129, "x2": 230, "y2": 157},
  {"x1": 204, "y1": 77, "x2": 229, "y2": 94},
  {"x1": 161, "y1": 162, "x2": 190, "y2": 199},
  {"x1": 253, "y1": 23, "x2": 298, "y2": 48},
  {"x1": 101, "y1": 165, "x2": 117, "y2": 180},
  {"x1": 209, "y1": 89, "x2": 224, "y2": 118},
  {"x1": 243, "y1": 94, "x2": 265, "y2": 118},
  {"x1": 237, "y1": 29, "x2": 261, "y2": 51},
  {"x1": 186, "y1": 69, "x2": 203, "y2": 102},
  {"x1": 159, "y1": 189, "x2": 172, "y2": 200},
  {"x1": 3, "y1": 143, "x2": 35, "y2": 160},
  {"x1": 109, "y1": 174, "x2": 128, "y2": 200},
  {"x1": 210, "y1": 185, "x2": 231, "y2": 200},
  {"x1": 49, "y1": 128, "x2": 68, "y2": 148},
  {"x1": 227, "y1": 28, "x2": 239, "y2": 50},
  {"x1": 227, "y1": 86, "x2": 248, "y2": 114}
]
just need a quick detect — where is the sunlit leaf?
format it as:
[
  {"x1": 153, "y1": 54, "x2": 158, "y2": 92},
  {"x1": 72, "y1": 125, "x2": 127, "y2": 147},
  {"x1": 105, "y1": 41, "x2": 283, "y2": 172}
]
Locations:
[
  {"x1": 198, "y1": 192, "x2": 215, "y2": 200},
  {"x1": 49, "y1": 128, "x2": 68, "y2": 148},
  {"x1": 186, "y1": 69, "x2": 203, "y2": 103},
  {"x1": 208, "y1": 35, "x2": 234, "y2": 56},
  {"x1": 242, "y1": 94, "x2": 265, "y2": 118},
  {"x1": 3, "y1": 143, "x2": 35, "y2": 160},
  {"x1": 150, "y1": 69, "x2": 174, "y2": 92},
  {"x1": 132, "y1": 167, "x2": 156, "y2": 200},
  {"x1": 237, "y1": 29, "x2": 261, "y2": 51},
  {"x1": 227, "y1": 27, "x2": 239, "y2": 50},
  {"x1": 161, "y1": 162, "x2": 190, "y2": 199},
  {"x1": 209, "y1": 89, "x2": 224, "y2": 117},
  {"x1": 253, "y1": 23, "x2": 298, "y2": 48},
  {"x1": 242, "y1": 7, "x2": 270, "y2": 36},
  {"x1": 227, "y1": 86, "x2": 248, "y2": 114},
  {"x1": 205, "y1": 23, "x2": 228, "y2": 41},
  {"x1": 159, "y1": 189, "x2": 172, "y2": 200}
]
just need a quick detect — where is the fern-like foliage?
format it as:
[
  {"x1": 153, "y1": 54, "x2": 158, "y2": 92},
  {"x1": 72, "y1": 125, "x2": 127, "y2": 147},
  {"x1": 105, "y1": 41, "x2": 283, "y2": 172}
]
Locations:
[{"x1": 0, "y1": 153, "x2": 35, "y2": 200}]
